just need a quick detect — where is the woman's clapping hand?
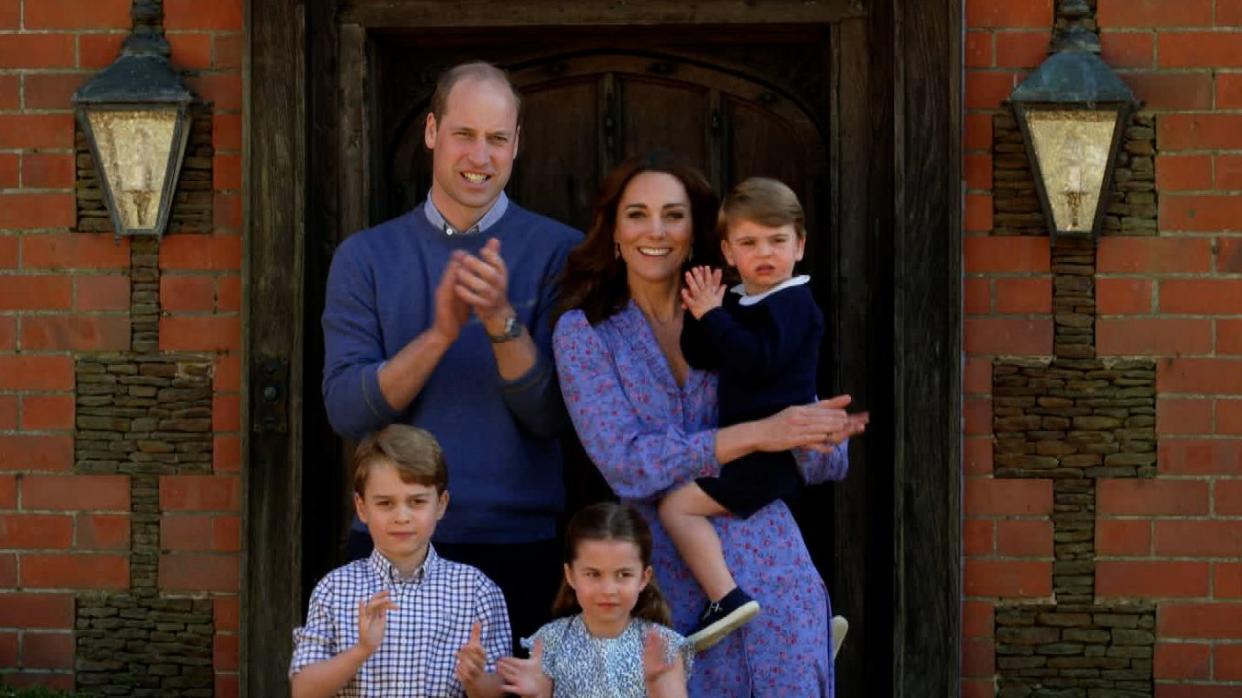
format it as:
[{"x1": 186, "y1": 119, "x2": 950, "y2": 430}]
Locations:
[{"x1": 762, "y1": 394, "x2": 868, "y2": 452}]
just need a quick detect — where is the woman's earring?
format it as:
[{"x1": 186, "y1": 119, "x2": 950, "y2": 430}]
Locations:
[
  {"x1": 614, "y1": 242, "x2": 620, "y2": 260},
  {"x1": 688, "y1": 247, "x2": 694, "y2": 263}
]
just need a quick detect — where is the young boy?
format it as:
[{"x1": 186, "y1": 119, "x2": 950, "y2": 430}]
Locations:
[
  {"x1": 660, "y1": 177, "x2": 866, "y2": 652},
  {"x1": 290, "y1": 424, "x2": 510, "y2": 697}
]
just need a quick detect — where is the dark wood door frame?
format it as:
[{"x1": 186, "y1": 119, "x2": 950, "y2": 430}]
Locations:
[{"x1": 245, "y1": 1, "x2": 961, "y2": 695}]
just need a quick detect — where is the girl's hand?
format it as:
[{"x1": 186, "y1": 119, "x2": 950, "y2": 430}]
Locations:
[
  {"x1": 455, "y1": 621, "x2": 487, "y2": 687},
  {"x1": 356, "y1": 590, "x2": 398, "y2": 654},
  {"x1": 680, "y1": 266, "x2": 725, "y2": 320},
  {"x1": 643, "y1": 629, "x2": 688, "y2": 698},
  {"x1": 642, "y1": 629, "x2": 675, "y2": 683},
  {"x1": 497, "y1": 640, "x2": 552, "y2": 697}
]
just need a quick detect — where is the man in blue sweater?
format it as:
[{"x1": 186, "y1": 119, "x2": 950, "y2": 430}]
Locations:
[{"x1": 321, "y1": 61, "x2": 581, "y2": 646}]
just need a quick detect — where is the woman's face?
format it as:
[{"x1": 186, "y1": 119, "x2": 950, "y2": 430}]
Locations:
[{"x1": 613, "y1": 171, "x2": 694, "y2": 288}]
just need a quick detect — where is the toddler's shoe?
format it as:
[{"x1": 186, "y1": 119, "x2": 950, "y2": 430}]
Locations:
[{"x1": 686, "y1": 587, "x2": 760, "y2": 652}]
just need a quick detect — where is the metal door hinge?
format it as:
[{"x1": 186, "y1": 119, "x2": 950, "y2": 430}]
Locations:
[{"x1": 252, "y1": 355, "x2": 289, "y2": 434}]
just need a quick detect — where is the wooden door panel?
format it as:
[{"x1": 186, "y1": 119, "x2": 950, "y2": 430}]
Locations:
[
  {"x1": 727, "y1": 98, "x2": 811, "y2": 198},
  {"x1": 510, "y1": 78, "x2": 601, "y2": 229},
  {"x1": 618, "y1": 77, "x2": 710, "y2": 167}
]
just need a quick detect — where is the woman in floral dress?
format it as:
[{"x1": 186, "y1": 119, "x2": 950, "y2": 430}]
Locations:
[{"x1": 552, "y1": 151, "x2": 865, "y2": 696}]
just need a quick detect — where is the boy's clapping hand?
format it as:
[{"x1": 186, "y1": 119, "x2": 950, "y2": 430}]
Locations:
[
  {"x1": 357, "y1": 590, "x2": 398, "y2": 654},
  {"x1": 455, "y1": 622, "x2": 487, "y2": 686},
  {"x1": 680, "y1": 266, "x2": 725, "y2": 319}
]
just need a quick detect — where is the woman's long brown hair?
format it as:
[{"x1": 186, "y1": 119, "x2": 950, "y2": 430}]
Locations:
[
  {"x1": 551, "y1": 502, "x2": 672, "y2": 626},
  {"x1": 553, "y1": 150, "x2": 720, "y2": 325}
]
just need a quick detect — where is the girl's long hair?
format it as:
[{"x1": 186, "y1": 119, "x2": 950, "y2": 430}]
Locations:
[
  {"x1": 551, "y1": 502, "x2": 672, "y2": 626},
  {"x1": 553, "y1": 150, "x2": 720, "y2": 325}
]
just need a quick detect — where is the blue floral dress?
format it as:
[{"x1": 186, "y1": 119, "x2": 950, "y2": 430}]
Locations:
[
  {"x1": 553, "y1": 304, "x2": 849, "y2": 697},
  {"x1": 522, "y1": 615, "x2": 692, "y2": 697}
]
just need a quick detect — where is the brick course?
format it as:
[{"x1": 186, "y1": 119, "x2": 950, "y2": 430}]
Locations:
[
  {"x1": 968, "y1": 0, "x2": 1242, "y2": 695},
  {"x1": 0, "y1": 0, "x2": 242, "y2": 689}
]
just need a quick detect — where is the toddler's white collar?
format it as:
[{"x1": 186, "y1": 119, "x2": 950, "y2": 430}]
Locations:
[{"x1": 730, "y1": 275, "x2": 811, "y2": 307}]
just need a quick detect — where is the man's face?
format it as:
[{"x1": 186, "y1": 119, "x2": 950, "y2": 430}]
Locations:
[{"x1": 424, "y1": 77, "x2": 520, "y2": 229}]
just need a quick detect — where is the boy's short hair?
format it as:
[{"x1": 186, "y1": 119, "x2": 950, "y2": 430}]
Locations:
[
  {"x1": 718, "y1": 176, "x2": 807, "y2": 240},
  {"x1": 352, "y1": 425, "x2": 448, "y2": 496}
]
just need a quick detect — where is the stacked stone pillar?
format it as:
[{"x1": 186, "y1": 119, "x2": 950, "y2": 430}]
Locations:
[
  {"x1": 72, "y1": 230, "x2": 216, "y2": 697},
  {"x1": 992, "y1": 238, "x2": 1158, "y2": 697}
]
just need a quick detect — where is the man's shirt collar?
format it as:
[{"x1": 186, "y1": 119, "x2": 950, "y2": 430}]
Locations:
[{"x1": 424, "y1": 191, "x2": 509, "y2": 237}]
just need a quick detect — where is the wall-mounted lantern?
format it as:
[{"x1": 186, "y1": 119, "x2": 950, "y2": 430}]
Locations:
[
  {"x1": 1008, "y1": 6, "x2": 1139, "y2": 244},
  {"x1": 72, "y1": 0, "x2": 193, "y2": 239}
]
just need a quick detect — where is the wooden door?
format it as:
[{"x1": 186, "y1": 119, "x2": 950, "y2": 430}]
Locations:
[{"x1": 252, "y1": 3, "x2": 962, "y2": 695}]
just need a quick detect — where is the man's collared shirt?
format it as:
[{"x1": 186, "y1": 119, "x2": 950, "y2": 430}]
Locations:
[
  {"x1": 290, "y1": 545, "x2": 511, "y2": 697},
  {"x1": 423, "y1": 191, "x2": 509, "y2": 237}
]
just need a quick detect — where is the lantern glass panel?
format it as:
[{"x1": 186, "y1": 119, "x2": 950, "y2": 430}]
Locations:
[
  {"x1": 1023, "y1": 108, "x2": 1117, "y2": 234},
  {"x1": 86, "y1": 108, "x2": 179, "y2": 232}
]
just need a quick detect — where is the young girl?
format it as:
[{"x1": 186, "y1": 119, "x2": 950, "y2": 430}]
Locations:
[
  {"x1": 496, "y1": 503, "x2": 692, "y2": 698},
  {"x1": 659, "y1": 177, "x2": 867, "y2": 651}
]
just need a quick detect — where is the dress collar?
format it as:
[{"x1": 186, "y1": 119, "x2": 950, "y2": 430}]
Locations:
[
  {"x1": 423, "y1": 191, "x2": 509, "y2": 237},
  {"x1": 730, "y1": 274, "x2": 811, "y2": 306}
]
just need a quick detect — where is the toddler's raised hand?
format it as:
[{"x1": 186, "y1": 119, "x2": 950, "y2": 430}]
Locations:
[{"x1": 680, "y1": 266, "x2": 725, "y2": 319}]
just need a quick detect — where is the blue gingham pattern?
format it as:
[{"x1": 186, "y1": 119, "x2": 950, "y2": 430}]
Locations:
[{"x1": 290, "y1": 545, "x2": 511, "y2": 697}]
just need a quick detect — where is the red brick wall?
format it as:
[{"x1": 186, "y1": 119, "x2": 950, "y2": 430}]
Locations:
[
  {"x1": 965, "y1": 0, "x2": 1242, "y2": 694},
  {"x1": 0, "y1": 0, "x2": 242, "y2": 693}
]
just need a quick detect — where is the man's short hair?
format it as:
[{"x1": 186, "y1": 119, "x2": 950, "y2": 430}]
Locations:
[
  {"x1": 429, "y1": 61, "x2": 522, "y2": 125},
  {"x1": 352, "y1": 424, "x2": 448, "y2": 496}
]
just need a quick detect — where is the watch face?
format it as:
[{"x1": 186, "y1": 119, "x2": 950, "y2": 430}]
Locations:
[{"x1": 490, "y1": 315, "x2": 522, "y2": 342}]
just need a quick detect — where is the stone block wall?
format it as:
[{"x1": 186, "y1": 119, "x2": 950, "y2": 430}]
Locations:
[{"x1": 73, "y1": 353, "x2": 215, "y2": 695}]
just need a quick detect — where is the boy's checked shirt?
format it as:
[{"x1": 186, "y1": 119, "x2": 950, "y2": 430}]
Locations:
[{"x1": 290, "y1": 545, "x2": 511, "y2": 697}]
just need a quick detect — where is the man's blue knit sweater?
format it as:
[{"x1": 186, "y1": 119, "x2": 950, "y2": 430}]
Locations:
[{"x1": 322, "y1": 201, "x2": 581, "y2": 543}]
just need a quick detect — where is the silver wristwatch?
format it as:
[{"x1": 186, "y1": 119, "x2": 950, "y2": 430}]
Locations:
[{"x1": 486, "y1": 315, "x2": 524, "y2": 343}]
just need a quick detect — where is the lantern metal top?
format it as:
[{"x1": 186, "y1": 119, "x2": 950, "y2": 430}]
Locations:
[
  {"x1": 72, "y1": 0, "x2": 192, "y2": 107},
  {"x1": 73, "y1": 54, "x2": 193, "y2": 106},
  {"x1": 1009, "y1": 27, "x2": 1137, "y2": 108}
]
